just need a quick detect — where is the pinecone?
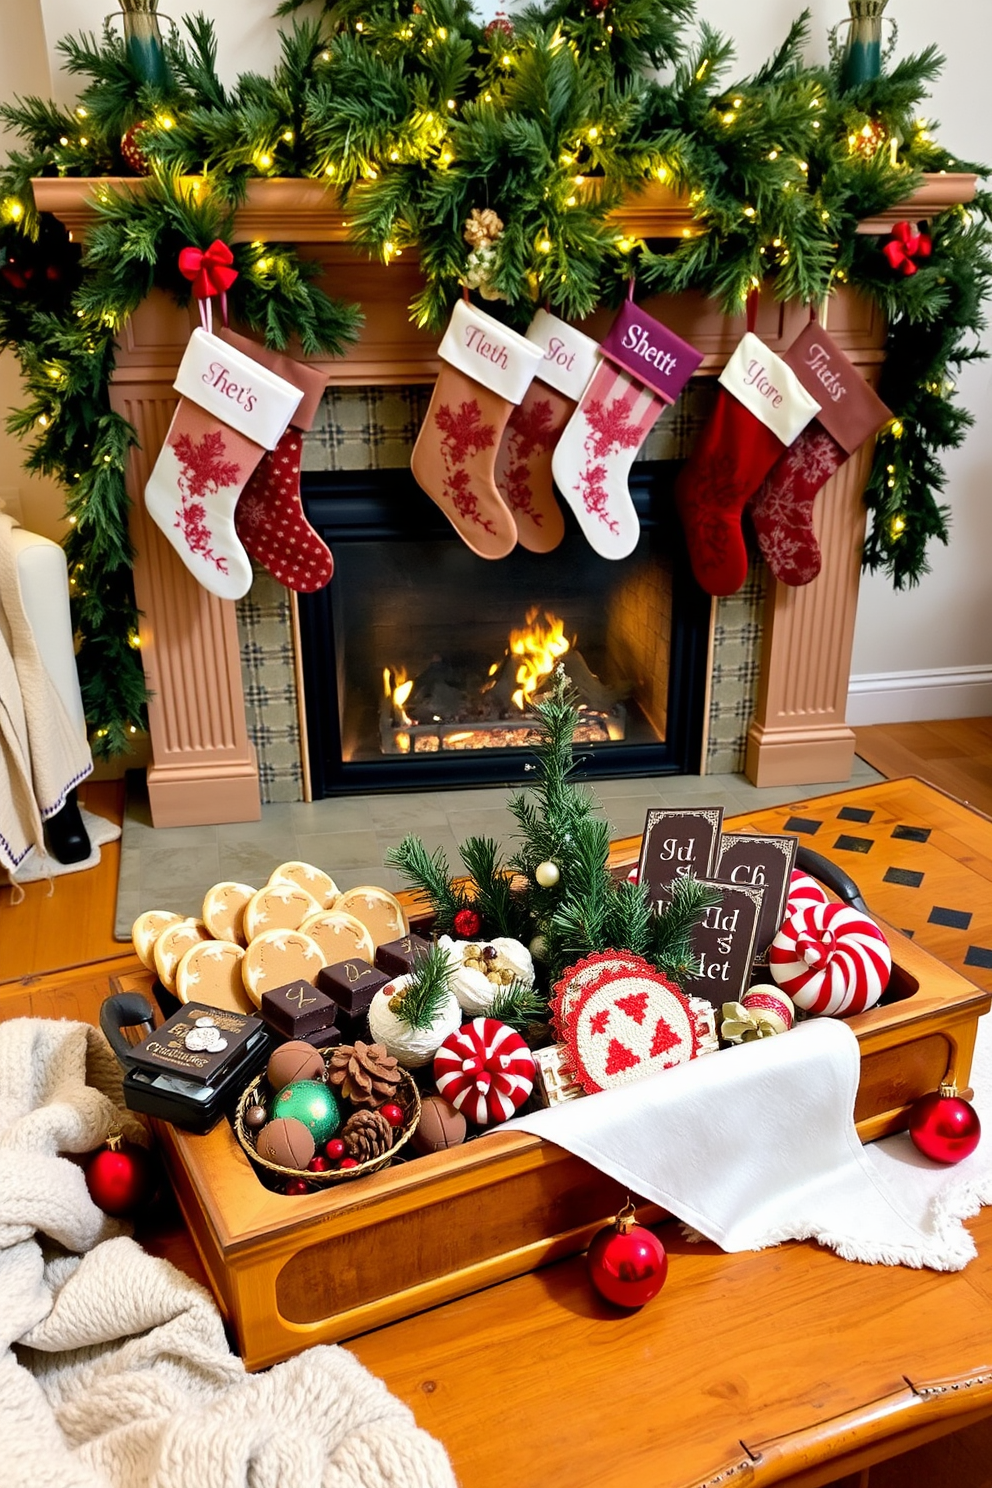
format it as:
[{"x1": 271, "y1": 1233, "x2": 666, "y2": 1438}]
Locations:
[
  {"x1": 341, "y1": 1109, "x2": 394, "y2": 1163},
  {"x1": 326, "y1": 1041, "x2": 401, "y2": 1109}
]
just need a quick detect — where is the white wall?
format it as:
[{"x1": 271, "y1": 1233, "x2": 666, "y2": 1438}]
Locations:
[{"x1": 30, "y1": 0, "x2": 992, "y2": 717}]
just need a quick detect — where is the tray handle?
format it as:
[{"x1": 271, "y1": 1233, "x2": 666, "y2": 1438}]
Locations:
[
  {"x1": 795, "y1": 845, "x2": 871, "y2": 915},
  {"x1": 100, "y1": 991, "x2": 156, "y2": 1070}
]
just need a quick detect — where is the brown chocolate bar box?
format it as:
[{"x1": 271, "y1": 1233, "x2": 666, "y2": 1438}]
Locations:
[{"x1": 126, "y1": 1003, "x2": 262, "y2": 1085}]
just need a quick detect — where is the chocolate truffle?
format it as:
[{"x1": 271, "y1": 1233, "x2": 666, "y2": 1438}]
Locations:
[
  {"x1": 316, "y1": 959, "x2": 390, "y2": 1016},
  {"x1": 266, "y1": 1039, "x2": 325, "y2": 1091},
  {"x1": 256, "y1": 1115, "x2": 315, "y2": 1170},
  {"x1": 244, "y1": 1103, "x2": 269, "y2": 1131},
  {"x1": 411, "y1": 1094, "x2": 468, "y2": 1155},
  {"x1": 375, "y1": 933, "x2": 431, "y2": 978},
  {"x1": 260, "y1": 978, "x2": 338, "y2": 1039}
]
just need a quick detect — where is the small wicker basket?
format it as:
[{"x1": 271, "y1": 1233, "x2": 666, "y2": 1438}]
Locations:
[{"x1": 234, "y1": 1067, "x2": 421, "y2": 1187}]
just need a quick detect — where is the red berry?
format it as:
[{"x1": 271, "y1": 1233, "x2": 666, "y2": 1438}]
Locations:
[
  {"x1": 339, "y1": 1157, "x2": 358, "y2": 1169},
  {"x1": 325, "y1": 1138, "x2": 346, "y2": 1159},
  {"x1": 284, "y1": 1178, "x2": 310, "y2": 1195},
  {"x1": 380, "y1": 1103, "x2": 404, "y2": 1128},
  {"x1": 308, "y1": 1155, "x2": 331, "y2": 1172}
]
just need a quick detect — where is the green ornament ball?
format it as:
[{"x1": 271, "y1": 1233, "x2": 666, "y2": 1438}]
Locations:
[
  {"x1": 273, "y1": 1080, "x2": 341, "y2": 1144},
  {"x1": 535, "y1": 860, "x2": 560, "y2": 888},
  {"x1": 528, "y1": 934, "x2": 547, "y2": 962}
]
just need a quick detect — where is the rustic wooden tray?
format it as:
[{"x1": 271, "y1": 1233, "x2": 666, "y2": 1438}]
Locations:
[{"x1": 121, "y1": 848, "x2": 990, "y2": 1373}]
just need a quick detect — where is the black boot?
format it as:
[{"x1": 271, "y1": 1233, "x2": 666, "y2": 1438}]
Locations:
[{"x1": 45, "y1": 789, "x2": 92, "y2": 865}]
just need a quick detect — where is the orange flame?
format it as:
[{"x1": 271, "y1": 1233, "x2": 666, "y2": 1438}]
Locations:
[
  {"x1": 384, "y1": 666, "x2": 414, "y2": 725},
  {"x1": 507, "y1": 608, "x2": 571, "y2": 711}
]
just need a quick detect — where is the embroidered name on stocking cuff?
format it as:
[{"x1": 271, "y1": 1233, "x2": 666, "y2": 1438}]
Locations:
[
  {"x1": 174, "y1": 329, "x2": 305, "y2": 450},
  {"x1": 719, "y1": 333, "x2": 821, "y2": 446},
  {"x1": 599, "y1": 301, "x2": 704, "y2": 403},
  {"x1": 525, "y1": 309, "x2": 600, "y2": 401},
  {"x1": 437, "y1": 300, "x2": 544, "y2": 405},
  {"x1": 783, "y1": 321, "x2": 890, "y2": 454}
]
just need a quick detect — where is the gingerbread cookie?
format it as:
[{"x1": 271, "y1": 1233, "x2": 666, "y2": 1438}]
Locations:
[
  {"x1": 131, "y1": 909, "x2": 184, "y2": 971},
  {"x1": 334, "y1": 885, "x2": 407, "y2": 949},
  {"x1": 175, "y1": 939, "x2": 253, "y2": 1014},
  {"x1": 243, "y1": 881, "x2": 321, "y2": 942},
  {"x1": 269, "y1": 860, "x2": 340, "y2": 910},
  {"x1": 241, "y1": 929, "x2": 326, "y2": 1009},
  {"x1": 201, "y1": 881, "x2": 257, "y2": 945},
  {"x1": 300, "y1": 909, "x2": 375, "y2": 966},
  {"x1": 153, "y1": 918, "x2": 211, "y2": 993}
]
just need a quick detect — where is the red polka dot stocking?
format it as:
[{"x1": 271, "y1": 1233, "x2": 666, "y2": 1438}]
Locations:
[{"x1": 235, "y1": 428, "x2": 334, "y2": 592}]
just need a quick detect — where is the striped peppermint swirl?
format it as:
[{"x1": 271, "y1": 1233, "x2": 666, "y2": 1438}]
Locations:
[
  {"x1": 768, "y1": 901, "x2": 891, "y2": 1016},
  {"x1": 786, "y1": 869, "x2": 829, "y2": 916},
  {"x1": 434, "y1": 1017, "x2": 536, "y2": 1126}
]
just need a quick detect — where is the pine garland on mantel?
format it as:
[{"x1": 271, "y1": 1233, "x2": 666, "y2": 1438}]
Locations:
[{"x1": 0, "y1": 2, "x2": 989, "y2": 753}]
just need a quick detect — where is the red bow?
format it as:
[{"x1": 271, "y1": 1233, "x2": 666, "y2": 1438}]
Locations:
[
  {"x1": 882, "y1": 220, "x2": 932, "y2": 277},
  {"x1": 177, "y1": 240, "x2": 239, "y2": 300}
]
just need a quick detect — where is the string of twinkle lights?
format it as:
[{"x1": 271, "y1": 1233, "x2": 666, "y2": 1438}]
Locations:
[{"x1": 0, "y1": 2, "x2": 989, "y2": 755}]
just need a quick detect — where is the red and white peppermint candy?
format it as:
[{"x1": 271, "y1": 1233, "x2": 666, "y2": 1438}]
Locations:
[
  {"x1": 768, "y1": 901, "x2": 891, "y2": 1016},
  {"x1": 434, "y1": 1018, "x2": 536, "y2": 1126},
  {"x1": 786, "y1": 869, "x2": 829, "y2": 916}
]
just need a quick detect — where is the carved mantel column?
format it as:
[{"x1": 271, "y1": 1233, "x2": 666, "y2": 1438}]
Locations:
[{"x1": 35, "y1": 175, "x2": 976, "y2": 823}]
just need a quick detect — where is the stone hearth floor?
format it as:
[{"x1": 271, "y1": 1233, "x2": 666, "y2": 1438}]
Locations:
[{"x1": 114, "y1": 758, "x2": 884, "y2": 939}]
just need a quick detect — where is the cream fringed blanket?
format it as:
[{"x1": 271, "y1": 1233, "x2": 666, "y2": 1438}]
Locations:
[{"x1": 0, "y1": 1018, "x2": 457, "y2": 1488}]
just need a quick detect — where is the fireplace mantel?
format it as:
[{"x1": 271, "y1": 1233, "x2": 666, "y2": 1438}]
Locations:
[{"x1": 36, "y1": 174, "x2": 978, "y2": 826}]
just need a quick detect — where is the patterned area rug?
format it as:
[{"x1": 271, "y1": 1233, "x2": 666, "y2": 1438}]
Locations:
[{"x1": 727, "y1": 777, "x2": 992, "y2": 994}]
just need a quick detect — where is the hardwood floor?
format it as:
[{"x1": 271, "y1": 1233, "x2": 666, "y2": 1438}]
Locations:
[{"x1": 855, "y1": 717, "x2": 992, "y2": 820}]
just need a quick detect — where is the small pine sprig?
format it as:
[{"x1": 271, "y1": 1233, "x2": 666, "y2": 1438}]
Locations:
[
  {"x1": 647, "y1": 874, "x2": 723, "y2": 984},
  {"x1": 457, "y1": 835, "x2": 530, "y2": 941},
  {"x1": 384, "y1": 834, "x2": 468, "y2": 932},
  {"x1": 391, "y1": 943, "x2": 454, "y2": 1030},
  {"x1": 487, "y1": 980, "x2": 552, "y2": 1045}
]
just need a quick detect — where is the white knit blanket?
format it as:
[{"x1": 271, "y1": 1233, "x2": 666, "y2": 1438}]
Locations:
[
  {"x1": 0, "y1": 1018, "x2": 456, "y2": 1488},
  {"x1": 508, "y1": 1012, "x2": 992, "y2": 1271}
]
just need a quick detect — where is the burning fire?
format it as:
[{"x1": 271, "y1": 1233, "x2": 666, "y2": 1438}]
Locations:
[
  {"x1": 384, "y1": 666, "x2": 414, "y2": 725},
  {"x1": 507, "y1": 609, "x2": 571, "y2": 711}
]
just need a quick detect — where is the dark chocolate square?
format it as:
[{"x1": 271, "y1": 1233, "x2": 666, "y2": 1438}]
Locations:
[
  {"x1": 260, "y1": 979, "x2": 337, "y2": 1038},
  {"x1": 376, "y1": 933, "x2": 431, "y2": 978},
  {"x1": 883, "y1": 866, "x2": 924, "y2": 888},
  {"x1": 317, "y1": 959, "x2": 391, "y2": 1015},
  {"x1": 299, "y1": 1022, "x2": 343, "y2": 1050},
  {"x1": 928, "y1": 905, "x2": 973, "y2": 930}
]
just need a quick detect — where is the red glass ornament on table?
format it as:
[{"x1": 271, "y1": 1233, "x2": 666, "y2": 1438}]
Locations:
[
  {"x1": 586, "y1": 1199, "x2": 668, "y2": 1308},
  {"x1": 908, "y1": 1083, "x2": 982, "y2": 1164}
]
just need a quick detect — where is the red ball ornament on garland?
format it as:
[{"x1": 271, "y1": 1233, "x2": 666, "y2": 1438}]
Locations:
[
  {"x1": 120, "y1": 123, "x2": 151, "y2": 175},
  {"x1": 85, "y1": 1131, "x2": 154, "y2": 1217},
  {"x1": 586, "y1": 0, "x2": 610, "y2": 14},
  {"x1": 453, "y1": 907, "x2": 482, "y2": 939},
  {"x1": 586, "y1": 1200, "x2": 668, "y2": 1308},
  {"x1": 908, "y1": 1083, "x2": 981, "y2": 1165}
]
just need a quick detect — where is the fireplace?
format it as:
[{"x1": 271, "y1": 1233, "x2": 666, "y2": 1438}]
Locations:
[{"x1": 297, "y1": 464, "x2": 711, "y2": 794}]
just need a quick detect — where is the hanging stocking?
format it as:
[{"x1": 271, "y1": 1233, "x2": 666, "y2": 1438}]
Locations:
[
  {"x1": 747, "y1": 320, "x2": 890, "y2": 586},
  {"x1": 493, "y1": 310, "x2": 600, "y2": 554},
  {"x1": 218, "y1": 329, "x2": 335, "y2": 593},
  {"x1": 411, "y1": 300, "x2": 543, "y2": 559},
  {"x1": 674, "y1": 331, "x2": 821, "y2": 596},
  {"x1": 144, "y1": 332, "x2": 303, "y2": 600},
  {"x1": 552, "y1": 299, "x2": 702, "y2": 560}
]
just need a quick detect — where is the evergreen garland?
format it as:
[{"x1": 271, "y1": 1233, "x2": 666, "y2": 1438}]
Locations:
[
  {"x1": 0, "y1": 3, "x2": 988, "y2": 747},
  {"x1": 390, "y1": 942, "x2": 455, "y2": 1029}
]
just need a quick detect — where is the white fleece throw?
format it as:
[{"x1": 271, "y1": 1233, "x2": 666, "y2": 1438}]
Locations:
[
  {"x1": 507, "y1": 1012, "x2": 992, "y2": 1271},
  {"x1": 0, "y1": 1017, "x2": 456, "y2": 1488}
]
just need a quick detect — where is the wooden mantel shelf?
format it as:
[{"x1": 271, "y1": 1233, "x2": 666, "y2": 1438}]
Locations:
[{"x1": 32, "y1": 172, "x2": 977, "y2": 246}]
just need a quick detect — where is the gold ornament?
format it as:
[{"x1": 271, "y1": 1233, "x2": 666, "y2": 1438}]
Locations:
[{"x1": 463, "y1": 207, "x2": 504, "y2": 249}]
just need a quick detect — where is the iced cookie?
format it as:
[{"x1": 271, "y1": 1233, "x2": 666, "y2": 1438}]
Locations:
[
  {"x1": 201, "y1": 881, "x2": 257, "y2": 945},
  {"x1": 243, "y1": 881, "x2": 321, "y2": 942},
  {"x1": 175, "y1": 939, "x2": 252, "y2": 1014},
  {"x1": 153, "y1": 918, "x2": 211, "y2": 993},
  {"x1": 334, "y1": 885, "x2": 408, "y2": 949},
  {"x1": 131, "y1": 909, "x2": 184, "y2": 971},
  {"x1": 269, "y1": 860, "x2": 340, "y2": 910},
  {"x1": 300, "y1": 909, "x2": 375, "y2": 967},
  {"x1": 242, "y1": 929, "x2": 326, "y2": 1009}
]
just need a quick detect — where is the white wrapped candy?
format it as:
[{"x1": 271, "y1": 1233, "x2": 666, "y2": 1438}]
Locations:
[
  {"x1": 367, "y1": 974, "x2": 462, "y2": 1067},
  {"x1": 440, "y1": 934, "x2": 535, "y2": 1016}
]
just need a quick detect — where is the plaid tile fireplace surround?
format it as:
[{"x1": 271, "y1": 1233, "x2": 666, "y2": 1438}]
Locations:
[{"x1": 235, "y1": 381, "x2": 764, "y2": 803}]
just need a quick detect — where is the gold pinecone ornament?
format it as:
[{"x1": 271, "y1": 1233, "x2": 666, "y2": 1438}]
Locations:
[
  {"x1": 341, "y1": 1109, "x2": 395, "y2": 1162},
  {"x1": 326, "y1": 1041, "x2": 402, "y2": 1108}
]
